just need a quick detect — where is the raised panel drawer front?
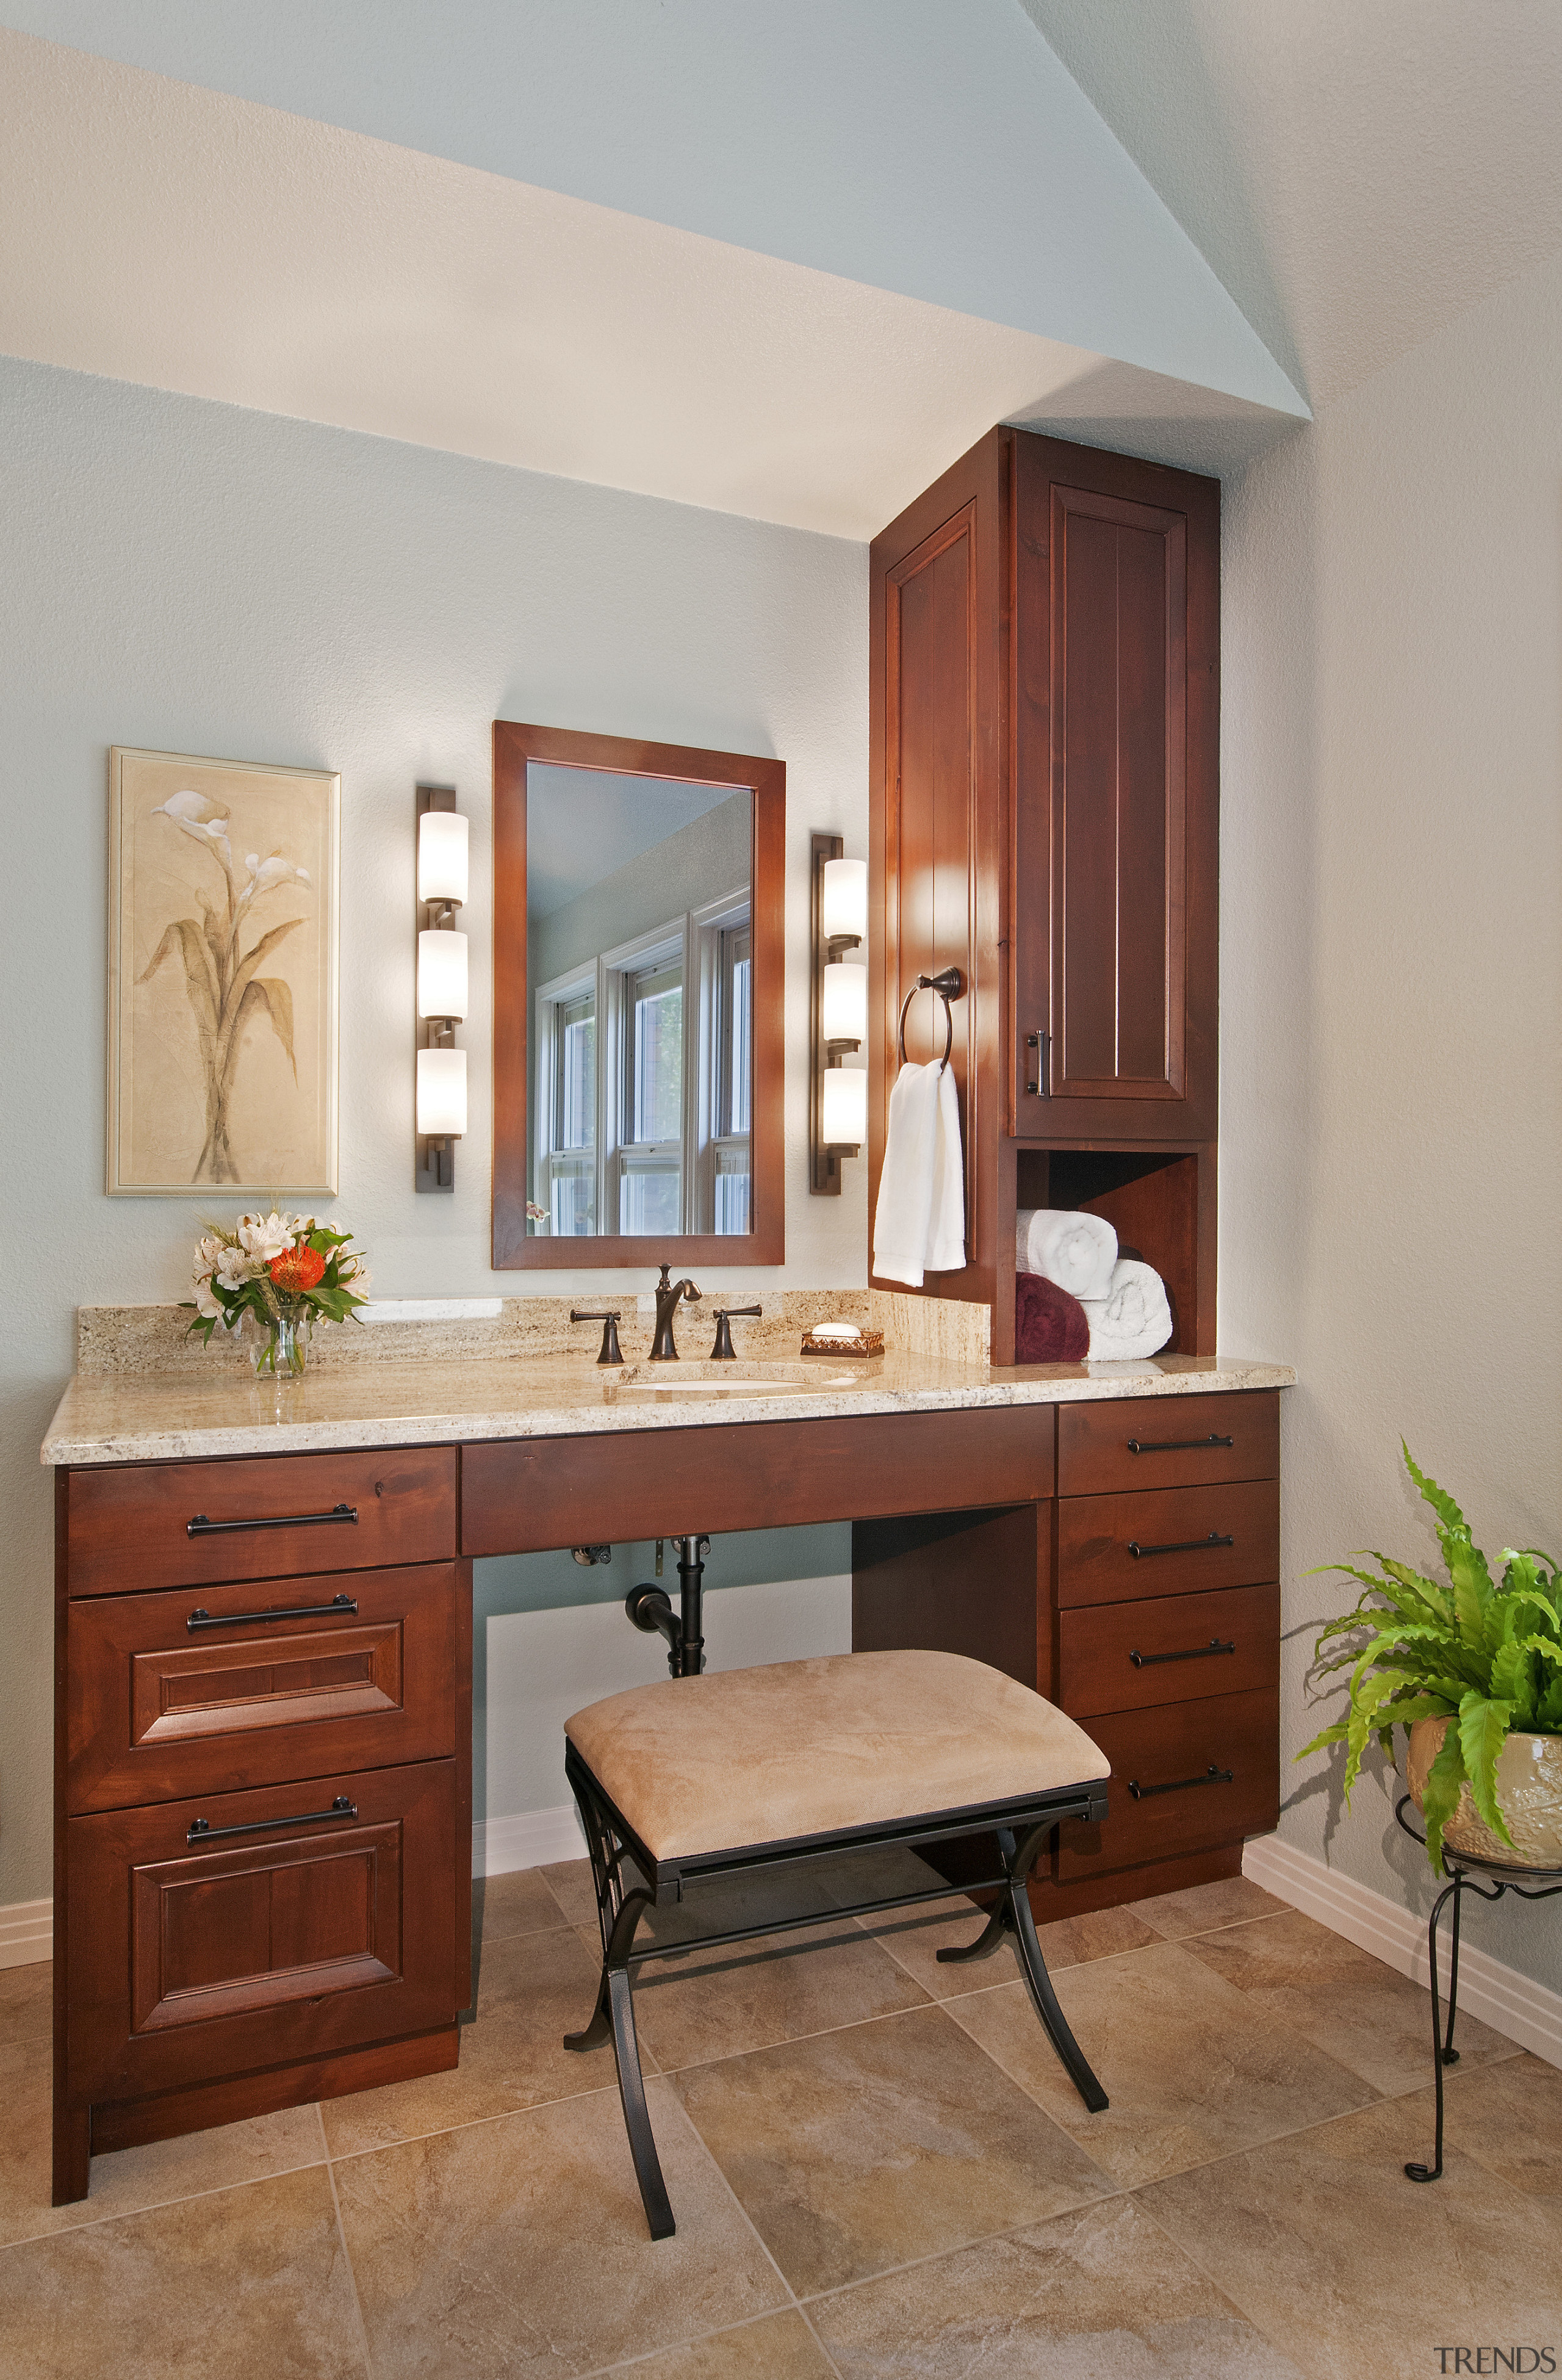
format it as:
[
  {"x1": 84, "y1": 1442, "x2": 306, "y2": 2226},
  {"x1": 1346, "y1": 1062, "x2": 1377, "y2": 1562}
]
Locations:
[
  {"x1": 67, "y1": 1564, "x2": 458, "y2": 1812},
  {"x1": 1055, "y1": 1687, "x2": 1279, "y2": 1881},
  {"x1": 65, "y1": 1760, "x2": 457, "y2": 2104},
  {"x1": 1056, "y1": 1479, "x2": 1279, "y2": 1609},
  {"x1": 1058, "y1": 1582, "x2": 1279, "y2": 1718},
  {"x1": 66, "y1": 1447, "x2": 457, "y2": 1595},
  {"x1": 1057, "y1": 1391, "x2": 1279, "y2": 1497}
]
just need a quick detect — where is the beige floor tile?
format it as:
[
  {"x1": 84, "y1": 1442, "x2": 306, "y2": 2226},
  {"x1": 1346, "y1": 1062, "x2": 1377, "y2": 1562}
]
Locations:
[
  {"x1": 1179, "y1": 1908, "x2": 1517, "y2": 2096},
  {"x1": 0, "y1": 2033, "x2": 326, "y2": 2249},
  {"x1": 671, "y1": 2001, "x2": 1114, "y2": 2296},
  {"x1": 322, "y1": 1925, "x2": 622, "y2": 2155},
  {"x1": 1438, "y1": 2052, "x2": 1562, "y2": 2201},
  {"x1": 1129, "y1": 1875, "x2": 1288, "y2": 1938},
  {"x1": 815, "y1": 1844, "x2": 956, "y2": 1911},
  {"x1": 947, "y1": 1940, "x2": 1374, "y2": 2187},
  {"x1": 861, "y1": 1895, "x2": 1158, "y2": 2001},
  {"x1": 333, "y1": 2079, "x2": 786, "y2": 2378},
  {"x1": 1141, "y1": 2088, "x2": 1562, "y2": 2380},
  {"x1": 477, "y1": 1866, "x2": 574, "y2": 1944},
  {"x1": 0, "y1": 2163, "x2": 366, "y2": 2379},
  {"x1": 639, "y1": 1862, "x2": 847, "y2": 1949},
  {"x1": 614, "y1": 2307, "x2": 837, "y2": 2378},
  {"x1": 0, "y1": 1961, "x2": 51, "y2": 2043},
  {"x1": 629, "y1": 1919, "x2": 930, "y2": 2070},
  {"x1": 810, "y1": 2194, "x2": 1308, "y2": 2379},
  {"x1": 542, "y1": 1857, "x2": 606, "y2": 1929}
]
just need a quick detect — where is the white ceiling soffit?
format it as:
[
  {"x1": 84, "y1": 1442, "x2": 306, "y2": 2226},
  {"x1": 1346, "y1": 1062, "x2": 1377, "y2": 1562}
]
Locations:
[
  {"x1": 0, "y1": 0, "x2": 1306, "y2": 421},
  {"x1": 1020, "y1": 0, "x2": 1562, "y2": 413},
  {"x1": 0, "y1": 33, "x2": 1297, "y2": 533}
]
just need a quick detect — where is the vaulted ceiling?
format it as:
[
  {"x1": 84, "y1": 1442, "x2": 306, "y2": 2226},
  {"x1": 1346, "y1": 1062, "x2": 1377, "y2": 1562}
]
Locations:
[{"x1": 2, "y1": 2, "x2": 1555, "y2": 527}]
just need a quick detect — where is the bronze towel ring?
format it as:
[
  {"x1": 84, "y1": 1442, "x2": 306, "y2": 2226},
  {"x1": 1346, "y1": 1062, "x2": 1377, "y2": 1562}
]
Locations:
[{"x1": 897, "y1": 967, "x2": 965, "y2": 1073}]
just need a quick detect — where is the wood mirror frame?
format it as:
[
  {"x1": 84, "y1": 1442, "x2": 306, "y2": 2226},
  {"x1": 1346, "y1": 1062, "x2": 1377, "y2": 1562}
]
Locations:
[{"x1": 492, "y1": 719, "x2": 786, "y2": 1270}]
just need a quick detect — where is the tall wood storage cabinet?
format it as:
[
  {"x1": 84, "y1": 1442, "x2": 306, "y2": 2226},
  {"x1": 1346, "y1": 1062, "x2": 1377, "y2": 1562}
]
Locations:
[{"x1": 868, "y1": 428, "x2": 1220, "y2": 1362}]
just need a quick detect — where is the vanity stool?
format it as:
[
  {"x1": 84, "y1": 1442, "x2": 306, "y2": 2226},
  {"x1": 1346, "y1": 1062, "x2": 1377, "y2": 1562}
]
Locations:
[{"x1": 561, "y1": 1648, "x2": 1113, "y2": 2238}]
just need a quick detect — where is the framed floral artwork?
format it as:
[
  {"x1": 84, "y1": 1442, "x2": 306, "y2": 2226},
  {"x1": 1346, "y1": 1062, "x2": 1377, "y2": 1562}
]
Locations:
[{"x1": 107, "y1": 747, "x2": 340, "y2": 1195}]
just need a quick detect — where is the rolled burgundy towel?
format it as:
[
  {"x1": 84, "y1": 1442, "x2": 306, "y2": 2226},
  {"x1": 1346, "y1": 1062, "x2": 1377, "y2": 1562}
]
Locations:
[{"x1": 1015, "y1": 1269, "x2": 1090, "y2": 1363}]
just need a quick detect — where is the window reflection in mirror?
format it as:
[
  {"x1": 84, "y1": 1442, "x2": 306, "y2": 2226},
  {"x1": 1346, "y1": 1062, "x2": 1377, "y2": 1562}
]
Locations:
[{"x1": 527, "y1": 765, "x2": 753, "y2": 1237}]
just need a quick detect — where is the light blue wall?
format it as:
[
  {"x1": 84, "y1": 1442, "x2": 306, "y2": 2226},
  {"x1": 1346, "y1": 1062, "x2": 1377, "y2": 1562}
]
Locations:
[{"x1": 0, "y1": 353, "x2": 868, "y2": 1905}]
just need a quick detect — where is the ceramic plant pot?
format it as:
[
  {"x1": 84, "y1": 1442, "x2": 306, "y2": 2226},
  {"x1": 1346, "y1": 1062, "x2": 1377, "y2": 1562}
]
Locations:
[{"x1": 1407, "y1": 1717, "x2": 1562, "y2": 1867}]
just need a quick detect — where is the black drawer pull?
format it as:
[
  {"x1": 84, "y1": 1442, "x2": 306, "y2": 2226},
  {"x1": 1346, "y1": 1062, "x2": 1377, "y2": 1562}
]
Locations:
[
  {"x1": 1126, "y1": 1433, "x2": 1234, "y2": 1455},
  {"x1": 1127, "y1": 1531, "x2": 1234, "y2": 1558},
  {"x1": 1127, "y1": 1765, "x2": 1234, "y2": 1801},
  {"x1": 187, "y1": 1501, "x2": 358, "y2": 1538},
  {"x1": 187, "y1": 1794, "x2": 358, "y2": 1845},
  {"x1": 1129, "y1": 1637, "x2": 1236, "y2": 1668},
  {"x1": 187, "y1": 1592, "x2": 359, "y2": 1634}
]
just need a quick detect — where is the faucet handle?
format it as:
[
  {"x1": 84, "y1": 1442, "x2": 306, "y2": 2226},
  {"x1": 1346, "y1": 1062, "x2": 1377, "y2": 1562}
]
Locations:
[
  {"x1": 709, "y1": 1304, "x2": 762, "y2": 1361},
  {"x1": 571, "y1": 1309, "x2": 624, "y2": 1366}
]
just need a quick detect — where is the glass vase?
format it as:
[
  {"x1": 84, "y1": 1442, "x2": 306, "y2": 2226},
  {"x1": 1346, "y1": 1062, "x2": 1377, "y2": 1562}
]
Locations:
[{"x1": 253, "y1": 1311, "x2": 308, "y2": 1377}]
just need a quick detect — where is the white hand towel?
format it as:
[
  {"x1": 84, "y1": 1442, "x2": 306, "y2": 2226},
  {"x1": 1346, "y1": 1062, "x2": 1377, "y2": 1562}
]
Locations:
[
  {"x1": 872, "y1": 1061, "x2": 941, "y2": 1287},
  {"x1": 1081, "y1": 1258, "x2": 1173, "y2": 1359},
  {"x1": 924, "y1": 1062, "x2": 966, "y2": 1275},
  {"x1": 1017, "y1": 1208, "x2": 1117, "y2": 1302}
]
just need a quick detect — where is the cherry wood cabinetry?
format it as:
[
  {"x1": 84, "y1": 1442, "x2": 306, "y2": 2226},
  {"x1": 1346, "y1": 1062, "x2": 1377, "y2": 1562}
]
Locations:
[
  {"x1": 53, "y1": 1453, "x2": 469, "y2": 2206},
  {"x1": 854, "y1": 1390, "x2": 1281, "y2": 1920},
  {"x1": 869, "y1": 429, "x2": 1220, "y2": 1363}
]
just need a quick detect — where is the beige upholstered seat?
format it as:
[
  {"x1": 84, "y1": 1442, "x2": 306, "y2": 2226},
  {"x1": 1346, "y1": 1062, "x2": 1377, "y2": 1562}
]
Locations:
[{"x1": 564, "y1": 1648, "x2": 1111, "y2": 1862}]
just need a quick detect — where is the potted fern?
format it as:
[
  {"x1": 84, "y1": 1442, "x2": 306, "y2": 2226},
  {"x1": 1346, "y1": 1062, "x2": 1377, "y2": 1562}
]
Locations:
[{"x1": 1301, "y1": 1447, "x2": 1562, "y2": 1873}]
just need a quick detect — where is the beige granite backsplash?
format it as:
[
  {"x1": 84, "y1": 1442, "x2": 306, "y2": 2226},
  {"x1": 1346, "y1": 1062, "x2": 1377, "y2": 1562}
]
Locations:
[{"x1": 75, "y1": 1290, "x2": 880, "y2": 1376}]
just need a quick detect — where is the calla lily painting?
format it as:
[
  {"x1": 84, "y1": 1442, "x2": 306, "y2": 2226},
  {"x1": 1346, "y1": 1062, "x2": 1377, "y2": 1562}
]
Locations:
[{"x1": 108, "y1": 748, "x2": 340, "y2": 1194}]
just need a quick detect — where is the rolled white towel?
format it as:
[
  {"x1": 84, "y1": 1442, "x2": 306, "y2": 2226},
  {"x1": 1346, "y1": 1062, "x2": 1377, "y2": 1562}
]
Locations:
[
  {"x1": 1017, "y1": 1208, "x2": 1117, "y2": 1302},
  {"x1": 1081, "y1": 1258, "x2": 1173, "y2": 1359}
]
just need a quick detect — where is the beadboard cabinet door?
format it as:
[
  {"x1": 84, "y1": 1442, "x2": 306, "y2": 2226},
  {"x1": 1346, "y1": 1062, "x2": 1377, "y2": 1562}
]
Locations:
[{"x1": 1011, "y1": 436, "x2": 1219, "y2": 1142}]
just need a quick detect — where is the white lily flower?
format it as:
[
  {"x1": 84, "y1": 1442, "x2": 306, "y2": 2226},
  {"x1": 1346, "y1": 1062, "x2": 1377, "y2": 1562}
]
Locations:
[
  {"x1": 215, "y1": 1250, "x2": 252, "y2": 1291},
  {"x1": 193, "y1": 1277, "x2": 224, "y2": 1320},
  {"x1": 153, "y1": 789, "x2": 232, "y2": 867},
  {"x1": 239, "y1": 851, "x2": 312, "y2": 907},
  {"x1": 237, "y1": 1211, "x2": 295, "y2": 1263}
]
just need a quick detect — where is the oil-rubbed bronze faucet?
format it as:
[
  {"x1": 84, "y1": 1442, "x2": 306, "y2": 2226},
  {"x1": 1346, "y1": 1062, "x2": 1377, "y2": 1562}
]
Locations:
[{"x1": 649, "y1": 1263, "x2": 701, "y2": 1361}]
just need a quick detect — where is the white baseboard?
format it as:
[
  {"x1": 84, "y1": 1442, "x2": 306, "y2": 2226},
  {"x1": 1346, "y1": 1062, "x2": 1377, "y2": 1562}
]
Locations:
[
  {"x1": 0, "y1": 1899, "x2": 52, "y2": 1970},
  {"x1": 1243, "y1": 1833, "x2": 1562, "y2": 2070},
  {"x1": 472, "y1": 1806, "x2": 584, "y2": 1877}
]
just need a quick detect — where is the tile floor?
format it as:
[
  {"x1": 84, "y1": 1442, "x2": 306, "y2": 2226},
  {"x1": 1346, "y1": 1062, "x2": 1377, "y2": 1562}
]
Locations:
[{"x1": 2, "y1": 1863, "x2": 1560, "y2": 2378}]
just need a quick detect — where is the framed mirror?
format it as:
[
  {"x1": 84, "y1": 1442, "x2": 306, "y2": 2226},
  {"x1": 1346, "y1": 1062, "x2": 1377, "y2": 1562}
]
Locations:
[{"x1": 492, "y1": 721, "x2": 785, "y2": 1268}]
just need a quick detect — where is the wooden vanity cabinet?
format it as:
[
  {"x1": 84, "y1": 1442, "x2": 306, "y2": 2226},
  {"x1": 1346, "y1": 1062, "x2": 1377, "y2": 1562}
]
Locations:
[
  {"x1": 854, "y1": 1390, "x2": 1280, "y2": 1920},
  {"x1": 52, "y1": 1448, "x2": 471, "y2": 2205},
  {"x1": 869, "y1": 427, "x2": 1220, "y2": 1362}
]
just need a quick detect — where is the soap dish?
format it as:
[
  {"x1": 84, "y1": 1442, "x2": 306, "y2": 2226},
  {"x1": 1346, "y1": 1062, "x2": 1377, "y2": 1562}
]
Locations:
[{"x1": 801, "y1": 1329, "x2": 884, "y2": 1360}]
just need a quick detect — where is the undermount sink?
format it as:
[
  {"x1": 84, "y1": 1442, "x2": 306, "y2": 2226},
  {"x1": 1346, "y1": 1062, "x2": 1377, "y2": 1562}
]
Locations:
[{"x1": 610, "y1": 1360, "x2": 874, "y2": 1396}]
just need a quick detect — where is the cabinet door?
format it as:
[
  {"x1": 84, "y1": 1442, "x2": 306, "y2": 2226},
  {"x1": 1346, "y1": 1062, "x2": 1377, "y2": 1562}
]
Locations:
[
  {"x1": 65, "y1": 1760, "x2": 458, "y2": 2105},
  {"x1": 1012, "y1": 435, "x2": 1218, "y2": 1139}
]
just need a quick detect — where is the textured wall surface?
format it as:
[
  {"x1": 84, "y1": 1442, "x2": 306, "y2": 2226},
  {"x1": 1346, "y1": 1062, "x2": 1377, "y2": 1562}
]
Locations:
[
  {"x1": 1221, "y1": 247, "x2": 1562, "y2": 1990},
  {"x1": 0, "y1": 354, "x2": 868, "y2": 1905}
]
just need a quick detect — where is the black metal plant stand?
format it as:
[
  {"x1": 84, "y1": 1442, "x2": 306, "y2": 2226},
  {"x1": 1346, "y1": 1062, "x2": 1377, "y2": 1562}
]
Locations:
[{"x1": 1394, "y1": 1794, "x2": 1562, "y2": 2183}]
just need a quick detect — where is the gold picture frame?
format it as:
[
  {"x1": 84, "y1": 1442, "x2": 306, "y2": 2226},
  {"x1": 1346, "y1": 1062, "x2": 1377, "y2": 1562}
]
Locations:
[{"x1": 107, "y1": 747, "x2": 340, "y2": 1196}]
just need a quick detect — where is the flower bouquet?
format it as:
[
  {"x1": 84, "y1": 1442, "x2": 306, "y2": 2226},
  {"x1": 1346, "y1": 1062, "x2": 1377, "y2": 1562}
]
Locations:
[{"x1": 184, "y1": 1211, "x2": 371, "y2": 1375}]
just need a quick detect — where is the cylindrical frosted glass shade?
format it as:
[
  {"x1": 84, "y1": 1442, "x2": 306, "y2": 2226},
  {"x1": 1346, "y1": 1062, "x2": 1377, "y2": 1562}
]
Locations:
[
  {"x1": 417, "y1": 928, "x2": 469, "y2": 1020},
  {"x1": 417, "y1": 1046, "x2": 467, "y2": 1138},
  {"x1": 821, "y1": 1066, "x2": 866, "y2": 1149},
  {"x1": 821, "y1": 856, "x2": 866, "y2": 944},
  {"x1": 418, "y1": 809, "x2": 469, "y2": 906},
  {"x1": 822, "y1": 960, "x2": 866, "y2": 1047}
]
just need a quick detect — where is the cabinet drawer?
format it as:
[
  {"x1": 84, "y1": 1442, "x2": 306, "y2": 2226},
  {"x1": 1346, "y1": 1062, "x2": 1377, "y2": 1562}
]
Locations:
[
  {"x1": 1059, "y1": 1582, "x2": 1278, "y2": 1717},
  {"x1": 1056, "y1": 1688, "x2": 1278, "y2": 1881},
  {"x1": 64, "y1": 1760, "x2": 458, "y2": 2105},
  {"x1": 1057, "y1": 1391, "x2": 1278, "y2": 1496},
  {"x1": 1056, "y1": 1479, "x2": 1278, "y2": 1609},
  {"x1": 65, "y1": 1447, "x2": 457, "y2": 1596},
  {"x1": 67, "y1": 1564, "x2": 459, "y2": 1814}
]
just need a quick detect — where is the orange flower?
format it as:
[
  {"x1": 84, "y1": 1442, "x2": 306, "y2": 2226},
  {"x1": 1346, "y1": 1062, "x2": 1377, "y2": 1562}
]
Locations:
[{"x1": 268, "y1": 1244, "x2": 326, "y2": 1293}]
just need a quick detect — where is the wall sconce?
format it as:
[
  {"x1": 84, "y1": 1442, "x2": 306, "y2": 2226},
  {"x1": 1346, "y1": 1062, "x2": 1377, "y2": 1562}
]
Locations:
[
  {"x1": 415, "y1": 785, "x2": 468, "y2": 1193},
  {"x1": 810, "y1": 832, "x2": 868, "y2": 1195}
]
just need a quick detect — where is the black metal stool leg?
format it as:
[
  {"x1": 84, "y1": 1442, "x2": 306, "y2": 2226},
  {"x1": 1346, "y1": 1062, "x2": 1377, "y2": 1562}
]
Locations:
[
  {"x1": 1406, "y1": 1875, "x2": 1460, "y2": 2183},
  {"x1": 936, "y1": 1900, "x2": 1015, "y2": 1966},
  {"x1": 998, "y1": 1826, "x2": 1109, "y2": 2115}
]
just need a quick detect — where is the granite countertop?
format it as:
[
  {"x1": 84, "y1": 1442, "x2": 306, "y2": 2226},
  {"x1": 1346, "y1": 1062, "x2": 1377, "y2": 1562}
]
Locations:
[{"x1": 41, "y1": 1348, "x2": 1296, "y2": 1468}]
